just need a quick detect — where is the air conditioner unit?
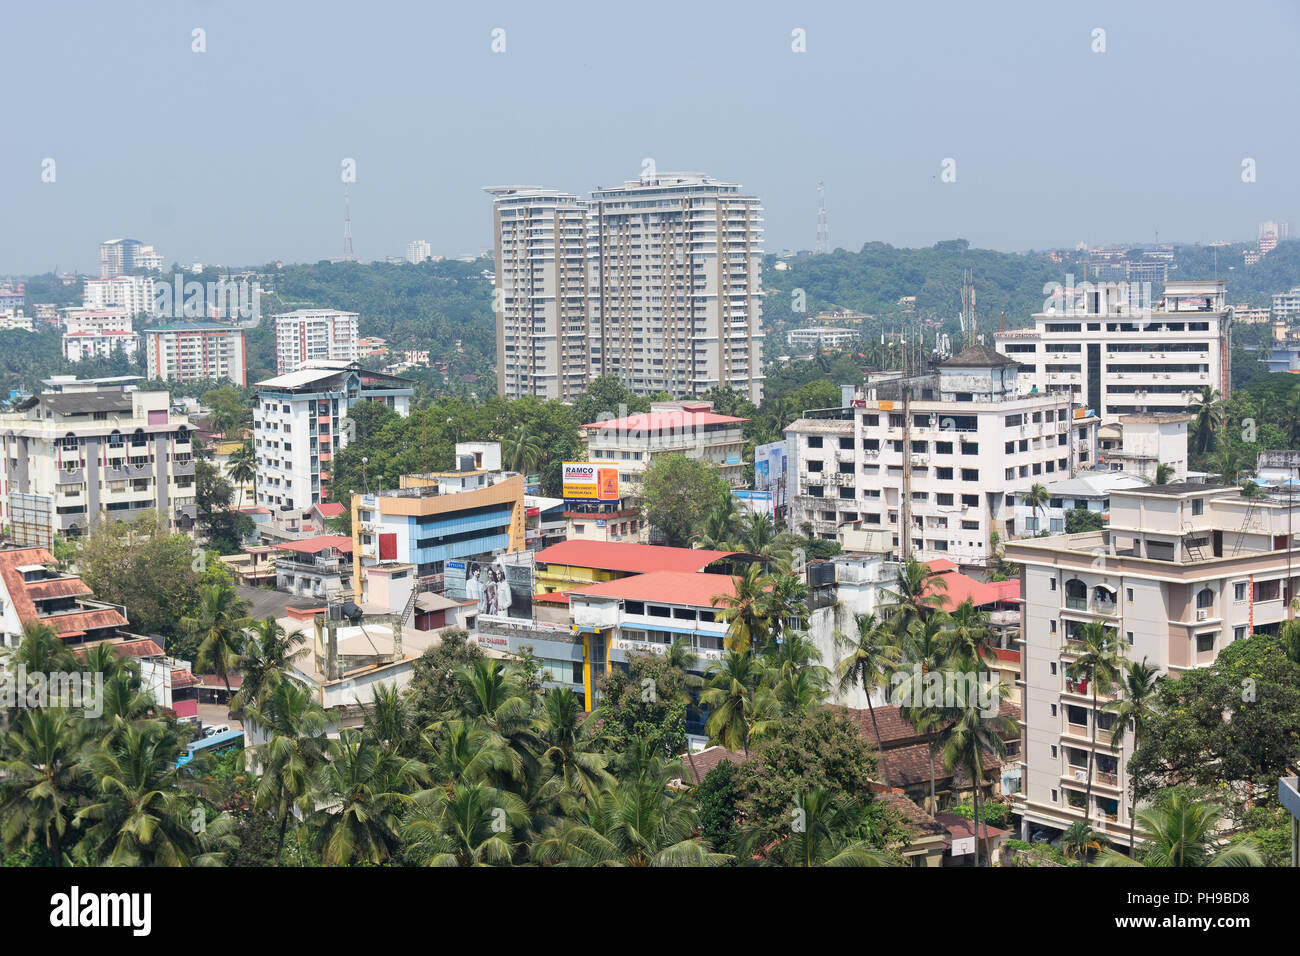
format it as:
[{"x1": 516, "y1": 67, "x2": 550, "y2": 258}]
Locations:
[{"x1": 1196, "y1": 609, "x2": 1208, "y2": 621}]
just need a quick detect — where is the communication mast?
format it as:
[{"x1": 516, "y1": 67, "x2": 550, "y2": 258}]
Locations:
[
  {"x1": 341, "y1": 188, "x2": 356, "y2": 262},
  {"x1": 816, "y1": 180, "x2": 828, "y2": 254},
  {"x1": 959, "y1": 269, "x2": 976, "y2": 349}
]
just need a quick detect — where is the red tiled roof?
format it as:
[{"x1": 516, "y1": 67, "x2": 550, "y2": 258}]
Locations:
[
  {"x1": 71, "y1": 638, "x2": 165, "y2": 661},
  {"x1": 274, "y1": 535, "x2": 353, "y2": 555},
  {"x1": 45, "y1": 609, "x2": 129, "y2": 636},
  {"x1": 313, "y1": 502, "x2": 345, "y2": 518},
  {"x1": 535, "y1": 592, "x2": 571, "y2": 605},
  {"x1": 197, "y1": 673, "x2": 244, "y2": 689},
  {"x1": 580, "y1": 410, "x2": 748, "y2": 431},
  {"x1": 534, "y1": 540, "x2": 736, "y2": 575},
  {"x1": 170, "y1": 669, "x2": 201, "y2": 689},
  {"x1": 565, "y1": 570, "x2": 738, "y2": 608},
  {"x1": 678, "y1": 745, "x2": 750, "y2": 786},
  {"x1": 924, "y1": 558, "x2": 959, "y2": 573},
  {"x1": 24, "y1": 578, "x2": 94, "y2": 601},
  {"x1": 0, "y1": 547, "x2": 56, "y2": 625},
  {"x1": 934, "y1": 813, "x2": 1008, "y2": 841}
]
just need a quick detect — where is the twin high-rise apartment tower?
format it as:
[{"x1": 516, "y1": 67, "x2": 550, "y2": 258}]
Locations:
[{"x1": 486, "y1": 173, "x2": 765, "y2": 404}]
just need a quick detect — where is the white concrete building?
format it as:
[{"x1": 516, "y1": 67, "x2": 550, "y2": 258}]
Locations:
[
  {"x1": 273, "y1": 309, "x2": 360, "y2": 375},
  {"x1": 786, "y1": 345, "x2": 1099, "y2": 567},
  {"x1": 580, "y1": 400, "x2": 749, "y2": 493},
  {"x1": 0, "y1": 378, "x2": 197, "y2": 541},
  {"x1": 486, "y1": 187, "x2": 592, "y2": 401},
  {"x1": 99, "y1": 238, "x2": 144, "y2": 278},
  {"x1": 60, "y1": 308, "x2": 138, "y2": 363},
  {"x1": 588, "y1": 174, "x2": 764, "y2": 402},
  {"x1": 787, "y1": 327, "x2": 859, "y2": 350},
  {"x1": 253, "y1": 361, "x2": 413, "y2": 516},
  {"x1": 486, "y1": 173, "x2": 765, "y2": 403},
  {"x1": 1008, "y1": 482, "x2": 1300, "y2": 846},
  {"x1": 1012, "y1": 472, "x2": 1147, "y2": 537},
  {"x1": 83, "y1": 275, "x2": 155, "y2": 316},
  {"x1": 1273, "y1": 287, "x2": 1300, "y2": 323},
  {"x1": 406, "y1": 239, "x2": 433, "y2": 264},
  {"x1": 142, "y1": 323, "x2": 247, "y2": 386},
  {"x1": 995, "y1": 279, "x2": 1232, "y2": 426},
  {"x1": 1097, "y1": 413, "x2": 1194, "y2": 481}
]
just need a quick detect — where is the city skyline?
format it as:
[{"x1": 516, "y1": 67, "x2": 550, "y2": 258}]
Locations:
[{"x1": 4, "y1": 0, "x2": 1300, "y2": 274}]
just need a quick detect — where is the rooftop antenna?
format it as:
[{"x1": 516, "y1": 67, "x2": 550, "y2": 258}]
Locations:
[{"x1": 816, "y1": 180, "x2": 829, "y2": 254}]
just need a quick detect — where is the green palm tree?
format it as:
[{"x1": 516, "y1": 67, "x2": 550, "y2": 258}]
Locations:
[
  {"x1": 1154, "y1": 462, "x2": 1175, "y2": 485},
  {"x1": 1187, "y1": 386, "x2": 1225, "y2": 457},
  {"x1": 502, "y1": 425, "x2": 543, "y2": 474},
  {"x1": 1067, "y1": 621, "x2": 1122, "y2": 827},
  {"x1": 532, "y1": 742, "x2": 728, "y2": 867},
  {"x1": 763, "y1": 630, "x2": 830, "y2": 715},
  {"x1": 835, "y1": 612, "x2": 904, "y2": 789},
  {"x1": 738, "y1": 787, "x2": 894, "y2": 867},
  {"x1": 312, "y1": 729, "x2": 424, "y2": 866},
  {"x1": 1104, "y1": 657, "x2": 1162, "y2": 851},
  {"x1": 699, "y1": 652, "x2": 776, "y2": 756},
  {"x1": 362, "y1": 683, "x2": 414, "y2": 754},
  {"x1": 76, "y1": 724, "x2": 235, "y2": 866},
  {"x1": 231, "y1": 617, "x2": 306, "y2": 716},
  {"x1": 423, "y1": 715, "x2": 513, "y2": 781},
  {"x1": 711, "y1": 564, "x2": 772, "y2": 654},
  {"x1": 1020, "y1": 482, "x2": 1050, "y2": 535},
  {"x1": 402, "y1": 781, "x2": 528, "y2": 866},
  {"x1": 1096, "y1": 793, "x2": 1262, "y2": 867},
  {"x1": 695, "y1": 496, "x2": 741, "y2": 550},
  {"x1": 761, "y1": 571, "x2": 810, "y2": 643},
  {"x1": 183, "y1": 581, "x2": 250, "y2": 699},
  {"x1": 936, "y1": 687, "x2": 1015, "y2": 868},
  {"x1": 0, "y1": 708, "x2": 87, "y2": 866},
  {"x1": 228, "y1": 440, "x2": 256, "y2": 509},
  {"x1": 246, "y1": 679, "x2": 329, "y2": 865},
  {"x1": 884, "y1": 557, "x2": 948, "y2": 633},
  {"x1": 1061, "y1": 820, "x2": 1106, "y2": 866},
  {"x1": 11, "y1": 621, "x2": 78, "y2": 676},
  {"x1": 937, "y1": 598, "x2": 997, "y2": 668},
  {"x1": 536, "y1": 687, "x2": 609, "y2": 794}
]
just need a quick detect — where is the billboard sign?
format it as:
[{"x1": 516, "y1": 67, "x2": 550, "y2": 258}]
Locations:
[
  {"x1": 562, "y1": 462, "x2": 620, "y2": 501},
  {"x1": 733, "y1": 489, "x2": 775, "y2": 519},
  {"x1": 754, "y1": 441, "x2": 789, "y2": 494}
]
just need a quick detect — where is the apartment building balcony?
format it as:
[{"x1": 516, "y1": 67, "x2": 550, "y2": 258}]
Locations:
[
  {"x1": 56, "y1": 467, "x2": 84, "y2": 486},
  {"x1": 173, "y1": 459, "x2": 195, "y2": 477}
]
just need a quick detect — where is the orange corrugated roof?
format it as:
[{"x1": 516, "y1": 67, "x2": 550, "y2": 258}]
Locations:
[
  {"x1": 534, "y1": 540, "x2": 736, "y2": 575},
  {"x1": 565, "y1": 570, "x2": 737, "y2": 608}
]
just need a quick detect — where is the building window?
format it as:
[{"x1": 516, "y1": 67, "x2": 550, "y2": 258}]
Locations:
[
  {"x1": 1196, "y1": 633, "x2": 1215, "y2": 653},
  {"x1": 1196, "y1": 588, "x2": 1214, "y2": 609},
  {"x1": 1233, "y1": 582, "x2": 1247, "y2": 602},
  {"x1": 1192, "y1": 499, "x2": 1204, "y2": 516},
  {"x1": 1233, "y1": 626, "x2": 1247, "y2": 642}
]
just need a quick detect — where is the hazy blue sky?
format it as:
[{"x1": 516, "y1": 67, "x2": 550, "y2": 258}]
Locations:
[{"x1": 4, "y1": 0, "x2": 1298, "y2": 274}]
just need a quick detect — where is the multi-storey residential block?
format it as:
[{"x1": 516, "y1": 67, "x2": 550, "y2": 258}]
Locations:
[
  {"x1": 131, "y1": 245, "x2": 165, "y2": 272},
  {"x1": 0, "y1": 377, "x2": 197, "y2": 541},
  {"x1": 580, "y1": 400, "x2": 749, "y2": 494},
  {"x1": 349, "y1": 448, "x2": 525, "y2": 602},
  {"x1": 786, "y1": 326, "x2": 859, "y2": 350},
  {"x1": 60, "y1": 308, "x2": 138, "y2": 363},
  {"x1": 1008, "y1": 482, "x2": 1300, "y2": 847},
  {"x1": 1011, "y1": 472, "x2": 1147, "y2": 536},
  {"x1": 487, "y1": 172, "x2": 765, "y2": 403},
  {"x1": 995, "y1": 279, "x2": 1232, "y2": 426},
  {"x1": 589, "y1": 174, "x2": 764, "y2": 402},
  {"x1": 406, "y1": 239, "x2": 432, "y2": 264},
  {"x1": 0, "y1": 310, "x2": 33, "y2": 331},
  {"x1": 253, "y1": 361, "x2": 412, "y2": 515},
  {"x1": 1272, "y1": 287, "x2": 1300, "y2": 323},
  {"x1": 99, "y1": 238, "x2": 145, "y2": 278},
  {"x1": 273, "y1": 309, "x2": 359, "y2": 374},
  {"x1": 83, "y1": 275, "x2": 155, "y2": 315},
  {"x1": 0, "y1": 546, "x2": 130, "y2": 649},
  {"x1": 142, "y1": 323, "x2": 247, "y2": 385},
  {"x1": 486, "y1": 187, "x2": 592, "y2": 401},
  {"x1": 785, "y1": 345, "x2": 1099, "y2": 566}
]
